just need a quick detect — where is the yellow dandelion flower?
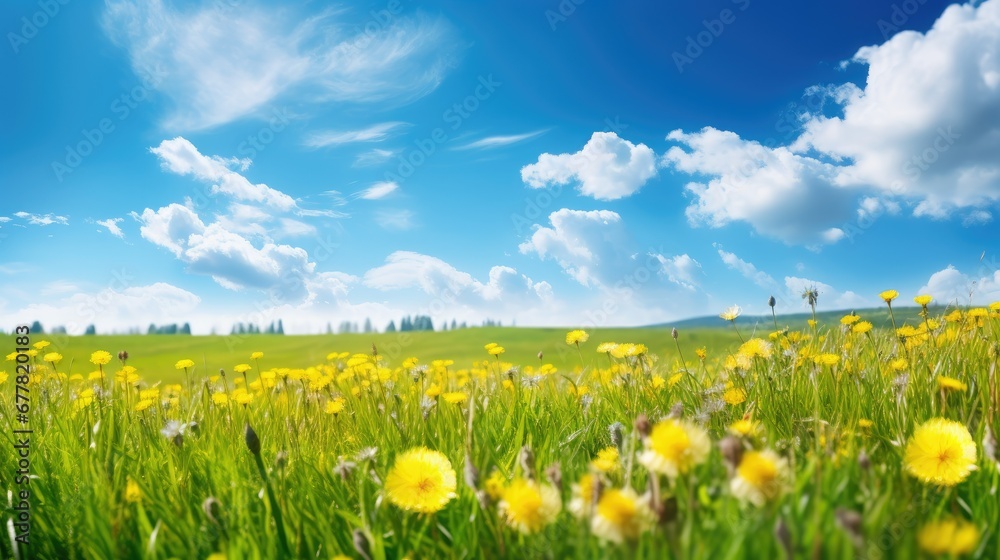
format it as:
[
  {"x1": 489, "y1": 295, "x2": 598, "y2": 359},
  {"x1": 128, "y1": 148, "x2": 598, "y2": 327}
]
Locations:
[
  {"x1": 175, "y1": 359, "x2": 195, "y2": 370},
  {"x1": 489, "y1": 346, "x2": 506, "y2": 356},
  {"x1": 650, "y1": 375, "x2": 665, "y2": 390},
  {"x1": 566, "y1": 329, "x2": 589, "y2": 345},
  {"x1": 731, "y1": 449, "x2": 789, "y2": 506},
  {"x1": 667, "y1": 372, "x2": 684, "y2": 388},
  {"x1": 723, "y1": 387, "x2": 747, "y2": 405},
  {"x1": 852, "y1": 321, "x2": 873, "y2": 335},
  {"x1": 858, "y1": 419, "x2": 874, "y2": 429},
  {"x1": 729, "y1": 419, "x2": 758, "y2": 437},
  {"x1": 90, "y1": 351, "x2": 112, "y2": 366},
  {"x1": 233, "y1": 364, "x2": 252, "y2": 374},
  {"x1": 484, "y1": 342, "x2": 498, "y2": 352},
  {"x1": 498, "y1": 478, "x2": 562, "y2": 534},
  {"x1": 904, "y1": 418, "x2": 976, "y2": 487},
  {"x1": 33, "y1": 340, "x2": 51, "y2": 350},
  {"x1": 325, "y1": 397, "x2": 346, "y2": 415},
  {"x1": 0, "y1": 372, "x2": 8, "y2": 384},
  {"x1": 914, "y1": 294, "x2": 933, "y2": 307},
  {"x1": 840, "y1": 314, "x2": 860, "y2": 325},
  {"x1": 211, "y1": 392, "x2": 229, "y2": 406},
  {"x1": 484, "y1": 469, "x2": 506, "y2": 500},
  {"x1": 695, "y1": 346, "x2": 707, "y2": 360},
  {"x1": 937, "y1": 376, "x2": 967, "y2": 392},
  {"x1": 596, "y1": 342, "x2": 618, "y2": 354},
  {"x1": 879, "y1": 290, "x2": 899, "y2": 303},
  {"x1": 720, "y1": 305, "x2": 742, "y2": 321},
  {"x1": 425, "y1": 383, "x2": 442, "y2": 398},
  {"x1": 814, "y1": 353, "x2": 840, "y2": 367},
  {"x1": 234, "y1": 392, "x2": 253, "y2": 405},
  {"x1": 134, "y1": 398, "x2": 155, "y2": 412},
  {"x1": 590, "y1": 447, "x2": 620, "y2": 473},
  {"x1": 88, "y1": 370, "x2": 105, "y2": 381},
  {"x1": 889, "y1": 358, "x2": 908, "y2": 372},
  {"x1": 442, "y1": 392, "x2": 468, "y2": 404},
  {"x1": 638, "y1": 418, "x2": 711, "y2": 478},
  {"x1": 43, "y1": 352, "x2": 63, "y2": 365},
  {"x1": 251, "y1": 351, "x2": 264, "y2": 360},
  {"x1": 917, "y1": 519, "x2": 980, "y2": 556},
  {"x1": 75, "y1": 388, "x2": 95, "y2": 409},
  {"x1": 738, "y1": 338, "x2": 772, "y2": 359},
  {"x1": 591, "y1": 488, "x2": 655, "y2": 544},
  {"x1": 125, "y1": 479, "x2": 142, "y2": 503},
  {"x1": 384, "y1": 447, "x2": 457, "y2": 513}
]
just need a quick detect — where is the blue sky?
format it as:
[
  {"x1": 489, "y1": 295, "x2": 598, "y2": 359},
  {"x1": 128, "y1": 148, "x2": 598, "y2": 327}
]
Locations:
[{"x1": 2, "y1": 0, "x2": 999, "y2": 334}]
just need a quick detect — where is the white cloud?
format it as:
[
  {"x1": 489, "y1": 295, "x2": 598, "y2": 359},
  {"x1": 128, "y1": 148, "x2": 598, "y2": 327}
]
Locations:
[
  {"x1": 363, "y1": 251, "x2": 549, "y2": 305},
  {"x1": 277, "y1": 218, "x2": 316, "y2": 237},
  {"x1": 96, "y1": 218, "x2": 125, "y2": 238},
  {"x1": 663, "y1": 127, "x2": 856, "y2": 245},
  {"x1": 6, "y1": 282, "x2": 201, "y2": 335},
  {"x1": 0, "y1": 217, "x2": 10, "y2": 223},
  {"x1": 305, "y1": 122, "x2": 407, "y2": 148},
  {"x1": 358, "y1": 181, "x2": 399, "y2": 200},
  {"x1": 151, "y1": 137, "x2": 297, "y2": 210},
  {"x1": 783, "y1": 276, "x2": 872, "y2": 311},
  {"x1": 518, "y1": 209, "x2": 632, "y2": 287},
  {"x1": 653, "y1": 253, "x2": 702, "y2": 290},
  {"x1": 354, "y1": 148, "x2": 398, "y2": 167},
  {"x1": 715, "y1": 246, "x2": 780, "y2": 291},
  {"x1": 13, "y1": 212, "x2": 69, "y2": 226},
  {"x1": 919, "y1": 265, "x2": 1000, "y2": 305},
  {"x1": 856, "y1": 197, "x2": 901, "y2": 223},
  {"x1": 521, "y1": 132, "x2": 658, "y2": 200},
  {"x1": 456, "y1": 130, "x2": 546, "y2": 150},
  {"x1": 103, "y1": 2, "x2": 459, "y2": 130},
  {"x1": 962, "y1": 209, "x2": 993, "y2": 226},
  {"x1": 374, "y1": 209, "x2": 415, "y2": 231},
  {"x1": 793, "y1": 0, "x2": 1000, "y2": 217}
]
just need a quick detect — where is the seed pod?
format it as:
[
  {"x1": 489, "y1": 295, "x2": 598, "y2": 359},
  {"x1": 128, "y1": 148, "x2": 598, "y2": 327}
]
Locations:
[
  {"x1": 537, "y1": 351, "x2": 544, "y2": 361},
  {"x1": 671, "y1": 328, "x2": 678, "y2": 340},
  {"x1": 545, "y1": 462, "x2": 562, "y2": 493},
  {"x1": 519, "y1": 446, "x2": 536, "y2": 481},
  {"x1": 609, "y1": 422, "x2": 625, "y2": 452},
  {"x1": 768, "y1": 296, "x2": 776, "y2": 308},
  {"x1": 244, "y1": 422, "x2": 261, "y2": 456}
]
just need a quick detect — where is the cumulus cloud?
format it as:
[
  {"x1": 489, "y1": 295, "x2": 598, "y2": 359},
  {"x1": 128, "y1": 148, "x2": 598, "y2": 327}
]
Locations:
[
  {"x1": 363, "y1": 251, "x2": 551, "y2": 305},
  {"x1": 151, "y1": 137, "x2": 296, "y2": 210},
  {"x1": 919, "y1": 264, "x2": 1000, "y2": 305},
  {"x1": 103, "y1": 2, "x2": 459, "y2": 130},
  {"x1": 521, "y1": 132, "x2": 658, "y2": 200},
  {"x1": 663, "y1": 127, "x2": 856, "y2": 245},
  {"x1": 793, "y1": 0, "x2": 1000, "y2": 217},
  {"x1": 517, "y1": 209, "x2": 633, "y2": 287}
]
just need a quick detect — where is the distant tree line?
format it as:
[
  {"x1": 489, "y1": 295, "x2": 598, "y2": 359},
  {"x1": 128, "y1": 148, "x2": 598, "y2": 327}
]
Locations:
[
  {"x1": 230, "y1": 320, "x2": 285, "y2": 335},
  {"x1": 148, "y1": 323, "x2": 192, "y2": 335}
]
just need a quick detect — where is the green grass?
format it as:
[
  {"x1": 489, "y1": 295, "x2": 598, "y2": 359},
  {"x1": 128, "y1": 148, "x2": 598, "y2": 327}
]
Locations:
[
  {"x1": 2, "y1": 309, "x2": 998, "y2": 559},
  {"x1": 39, "y1": 326, "x2": 739, "y2": 383}
]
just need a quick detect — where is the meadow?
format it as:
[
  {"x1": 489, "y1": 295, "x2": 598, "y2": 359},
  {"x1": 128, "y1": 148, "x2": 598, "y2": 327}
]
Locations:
[{"x1": 1, "y1": 298, "x2": 997, "y2": 559}]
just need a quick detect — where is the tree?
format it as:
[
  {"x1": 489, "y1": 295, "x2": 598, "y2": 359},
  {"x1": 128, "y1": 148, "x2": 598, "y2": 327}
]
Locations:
[
  {"x1": 451, "y1": 319, "x2": 457, "y2": 330},
  {"x1": 84, "y1": 324, "x2": 96, "y2": 335},
  {"x1": 363, "y1": 318, "x2": 373, "y2": 333},
  {"x1": 277, "y1": 319, "x2": 284, "y2": 335},
  {"x1": 148, "y1": 323, "x2": 157, "y2": 335},
  {"x1": 385, "y1": 320, "x2": 397, "y2": 333},
  {"x1": 30, "y1": 320, "x2": 44, "y2": 334},
  {"x1": 180, "y1": 322, "x2": 191, "y2": 335}
]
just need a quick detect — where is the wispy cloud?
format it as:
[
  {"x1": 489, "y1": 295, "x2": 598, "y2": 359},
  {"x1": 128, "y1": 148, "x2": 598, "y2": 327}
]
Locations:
[
  {"x1": 103, "y1": 2, "x2": 459, "y2": 131},
  {"x1": 96, "y1": 218, "x2": 125, "y2": 238},
  {"x1": 305, "y1": 122, "x2": 407, "y2": 148},
  {"x1": 353, "y1": 148, "x2": 398, "y2": 167},
  {"x1": 455, "y1": 130, "x2": 547, "y2": 150},
  {"x1": 374, "y1": 209, "x2": 414, "y2": 230},
  {"x1": 14, "y1": 212, "x2": 69, "y2": 226},
  {"x1": 358, "y1": 181, "x2": 399, "y2": 200}
]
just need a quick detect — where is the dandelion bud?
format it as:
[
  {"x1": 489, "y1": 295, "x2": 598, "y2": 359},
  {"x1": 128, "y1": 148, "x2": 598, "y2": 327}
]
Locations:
[
  {"x1": 719, "y1": 436, "x2": 743, "y2": 473},
  {"x1": 537, "y1": 351, "x2": 543, "y2": 361},
  {"x1": 775, "y1": 518, "x2": 793, "y2": 559},
  {"x1": 244, "y1": 422, "x2": 261, "y2": 456},
  {"x1": 464, "y1": 454, "x2": 480, "y2": 490},
  {"x1": 835, "y1": 508, "x2": 863, "y2": 541},
  {"x1": 118, "y1": 350, "x2": 129, "y2": 362},
  {"x1": 519, "y1": 445, "x2": 536, "y2": 481},
  {"x1": 768, "y1": 295, "x2": 776, "y2": 308},
  {"x1": 202, "y1": 496, "x2": 222, "y2": 525},
  {"x1": 371, "y1": 343, "x2": 378, "y2": 357},
  {"x1": 858, "y1": 449, "x2": 871, "y2": 471},
  {"x1": 671, "y1": 327, "x2": 678, "y2": 340},
  {"x1": 219, "y1": 368, "x2": 226, "y2": 378},
  {"x1": 634, "y1": 414, "x2": 651, "y2": 438},
  {"x1": 545, "y1": 462, "x2": 563, "y2": 493},
  {"x1": 353, "y1": 529, "x2": 373, "y2": 560},
  {"x1": 609, "y1": 422, "x2": 625, "y2": 452}
]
